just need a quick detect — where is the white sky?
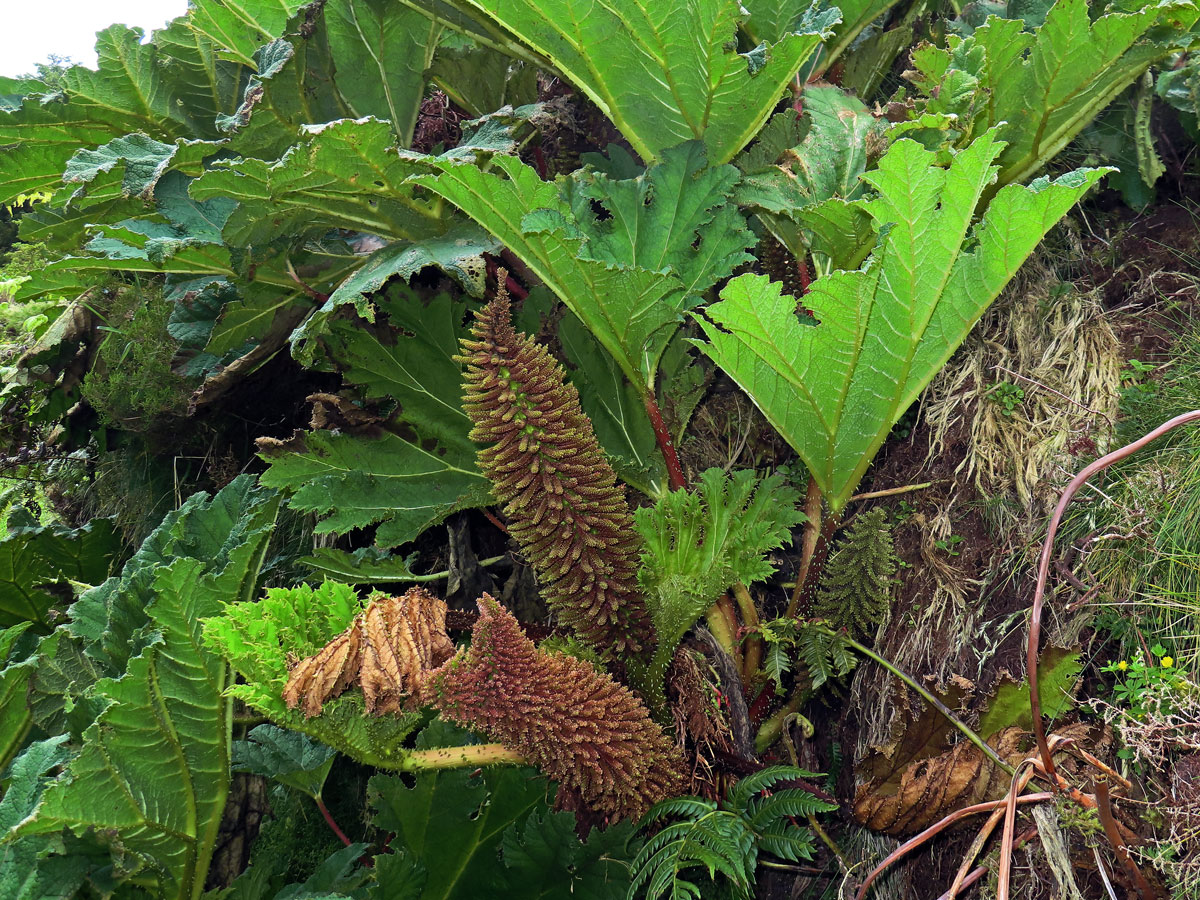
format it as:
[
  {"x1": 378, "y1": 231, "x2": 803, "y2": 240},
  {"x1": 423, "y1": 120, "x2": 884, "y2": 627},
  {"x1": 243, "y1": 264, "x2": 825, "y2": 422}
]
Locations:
[{"x1": 0, "y1": 1, "x2": 189, "y2": 78}]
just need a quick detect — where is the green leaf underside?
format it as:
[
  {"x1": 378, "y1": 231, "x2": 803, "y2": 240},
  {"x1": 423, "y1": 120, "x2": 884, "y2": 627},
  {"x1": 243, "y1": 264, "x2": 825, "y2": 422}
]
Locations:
[
  {"x1": 424, "y1": 0, "x2": 835, "y2": 163},
  {"x1": 697, "y1": 132, "x2": 1108, "y2": 509},
  {"x1": 189, "y1": 118, "x2": 440, "y2": 246}
]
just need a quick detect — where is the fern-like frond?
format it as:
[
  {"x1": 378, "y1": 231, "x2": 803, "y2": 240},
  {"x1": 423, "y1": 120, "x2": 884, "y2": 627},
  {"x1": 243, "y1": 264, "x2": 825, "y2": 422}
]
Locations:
[
  {"x1": 641, "y1": 797, "x2": 718, "y2": 824},
  {"x1": 747, "y1": 790, "x2": 838, "y2": 829},
  {"x1": 764, "y1": 641, "x2": 792, "y2": 695},
  {"x1": 796, "y1": 625, "x2": 859, "y2": 690},
  {"x1": 756, "y1": 821, "x2": 820, "y2": 862},
  {"x1": 728, "y1": 765, "x2": 823, "y2": 808},
  {"x1": 630, "y1": 766, "x2": 835, "y2": 899}
]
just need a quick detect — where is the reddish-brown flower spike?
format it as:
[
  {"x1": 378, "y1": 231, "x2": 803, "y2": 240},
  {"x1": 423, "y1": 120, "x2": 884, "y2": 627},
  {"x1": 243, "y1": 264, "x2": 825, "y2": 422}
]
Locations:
[
  {"x1": 425, "y1": 595, "x2": 686, "y2": 820},
  {"x1": 458, "y1": 282, "x2": 654, "y2": 657}
]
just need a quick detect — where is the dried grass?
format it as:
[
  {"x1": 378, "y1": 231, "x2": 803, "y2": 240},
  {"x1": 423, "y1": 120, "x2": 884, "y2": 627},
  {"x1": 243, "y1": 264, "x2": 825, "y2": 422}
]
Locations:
[{"x1": 922, "y1": 259, "x2": 1124, "y2": 539}]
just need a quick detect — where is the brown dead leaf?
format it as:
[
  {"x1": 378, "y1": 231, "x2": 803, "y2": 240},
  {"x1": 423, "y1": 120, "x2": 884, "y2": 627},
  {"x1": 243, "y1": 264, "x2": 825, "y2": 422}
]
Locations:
[
  {"x1": 854, "y1": 721, "x2": 1107, "y2": 836},
  {"x1": 282, "y1": 624, "x2": 362, "y2": 718},
  {"x1": 854, "y1": 726, "x2": 1028, "y2": 835},
  {"x1": 283, "y1": 587, "x2": 455, "y2": 718}
]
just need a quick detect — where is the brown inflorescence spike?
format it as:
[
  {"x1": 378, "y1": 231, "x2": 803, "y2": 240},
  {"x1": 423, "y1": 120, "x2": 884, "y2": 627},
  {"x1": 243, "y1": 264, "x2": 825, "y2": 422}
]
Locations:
[
  {"x1": 425, "y1": 594, "x2": 685, "y2": 820},
  {"x1": 282, "y1": 587, "x2": 456, "y2": 717},
  {"x1": 457, "y1": 281, "x2": 653, "y2": 657}
]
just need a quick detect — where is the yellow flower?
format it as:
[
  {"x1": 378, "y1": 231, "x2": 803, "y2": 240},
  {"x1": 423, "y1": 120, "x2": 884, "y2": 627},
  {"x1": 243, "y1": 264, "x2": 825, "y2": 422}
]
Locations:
[
  {"x1": 1162, "y1": 656, "x2": 1175, "y2": 669},
  {"x1": 1116, "y1": 660, "x2": 1129, "y2": 672}
]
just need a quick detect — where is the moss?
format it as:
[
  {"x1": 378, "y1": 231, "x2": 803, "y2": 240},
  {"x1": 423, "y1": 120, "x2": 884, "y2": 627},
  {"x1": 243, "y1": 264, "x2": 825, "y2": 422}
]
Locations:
[{"x1": 81, "y1": 286, "x2": 191, "y2": 431}]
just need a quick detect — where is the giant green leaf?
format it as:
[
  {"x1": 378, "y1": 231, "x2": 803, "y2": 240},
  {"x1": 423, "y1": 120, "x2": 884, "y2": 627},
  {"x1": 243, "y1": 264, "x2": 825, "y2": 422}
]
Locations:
[
  {"x1": 697, "y1": 132, "x2": 1108, "y2": 511},
  {"x1": 905, "y1": 0, "x2": 1198, "y2": 186},
  {"x1": 744, "y1": 0, "x2": 904, "y2": 76},
  {"x1": 63, "y1": 474, "x2": 279, "y2": 677},
  {"x1": 9, "y1": 556, "x2": 253, "y2": 900},
  {"x1": 412, "y1": 155, "x2": 686, "y2": 392},
  {"x1": 263, "y1": 288, "x2": 489, "y2": 546},
  {"x1": 153, "y1": 12, "x2": 256, "y2": 125},
  {"x1": 62, "y1": 134, "x2": 217, "y2": 210},
  {"x1": 217, "y1": 37, "x2": 353, "y2": 161},
  {"x1": 0, "y1": 738, "x2": 92, "y2": 900},
  {"x1": 403, "y1": 0, "x2": 836, "y2": 163},
  {"x1": 977, "y1": 647, "x2": 1081, "y2": 737},
  {"x1": 734, "y1": 85, "x2": 883, "y2": 259},
  {"x1": 368, "y1": 761, "x2": 546, "y2": 899},
  {"x1": 232, "y1": 724, "x2": 337, "y2": 800},
  {"x1": 185, "y1": 0, "x2": 308, "y2": 68},
  {"x1": 361, "y1": 721, "x2": 635, "y2": 900},
  {"x1": 427, "y1": 35, "x2": 539, "y2": 118},
  {"x1": 190, "y1": 118, "x2": 439, "y2": 245},
  {"x1": 203, "y1": 580, "x2": 426, "y2": 768},
  {"x1": 569, "y1": 141, "x2": 754, "y2": 302},
  {"x1": 7, "y1": 478, "x2": 279, "y2": 899},
  {"x1": 215, "y1": 1, "x2": 443, "y2": 158},
  {"x1": 324, "y1": 0, "x2": 444, "y2": 147},
  {"x1": 0, "y1": 512, "x2": 119, "y2": 632},
  {"x1": 0, "y1": 624, "x2": 37, "y2": 771},
  {"x1": 0, "y1": 26, "x2": 194, "y2": 204},
  {"x1": 258, "y1": 425, "x2": 488, "y2": 549}
]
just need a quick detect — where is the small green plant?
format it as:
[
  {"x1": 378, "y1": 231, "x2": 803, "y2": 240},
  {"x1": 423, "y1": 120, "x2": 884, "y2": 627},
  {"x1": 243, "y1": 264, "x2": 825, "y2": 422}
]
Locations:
[
  {"x1": 628, "y1": 766, "x2": 836, "y2": 900},
  {"x1": 1120, "y1": 357, "x2": 1160, "y2": 398},
  {"x1": 934, "y1": 533, "x2": 966, "y2": 556},
  {"x1": 1101, "y1": 643, "x2": 1186, "y2": 722},
  {"x1": 989, "y1": 380, "x2": 1026, "y2": 416}
]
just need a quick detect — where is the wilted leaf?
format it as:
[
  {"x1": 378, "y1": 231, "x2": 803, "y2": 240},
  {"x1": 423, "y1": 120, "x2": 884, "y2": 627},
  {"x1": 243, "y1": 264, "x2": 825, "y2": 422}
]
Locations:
[
  {"x1": 283, "y1": 587, "x2": 455, "y2": 717},
  {"x1": 853, "y1": 726, "x2": 1028, "y2": 834},
  {"x1": 203, "y1": 581, "x2": 428, "y2": 768}
]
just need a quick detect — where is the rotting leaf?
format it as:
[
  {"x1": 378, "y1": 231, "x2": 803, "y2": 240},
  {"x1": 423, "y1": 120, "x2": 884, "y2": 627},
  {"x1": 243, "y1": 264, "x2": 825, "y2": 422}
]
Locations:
[{"x1": 854, "y1": 725, "x2": 1028, "y2": 835}]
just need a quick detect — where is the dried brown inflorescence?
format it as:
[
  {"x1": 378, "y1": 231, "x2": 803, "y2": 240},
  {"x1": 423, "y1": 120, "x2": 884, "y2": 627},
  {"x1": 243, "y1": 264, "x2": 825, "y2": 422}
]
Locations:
[
  {"x1": 458, "y1": 283, "x2": 653, "y2": 657},
  {"x1": 283, "y1": 587, "x2": 455, "y2": 717},
  {"x1": 425, "y1": 594, "x2": 685, "y2": 820}
]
